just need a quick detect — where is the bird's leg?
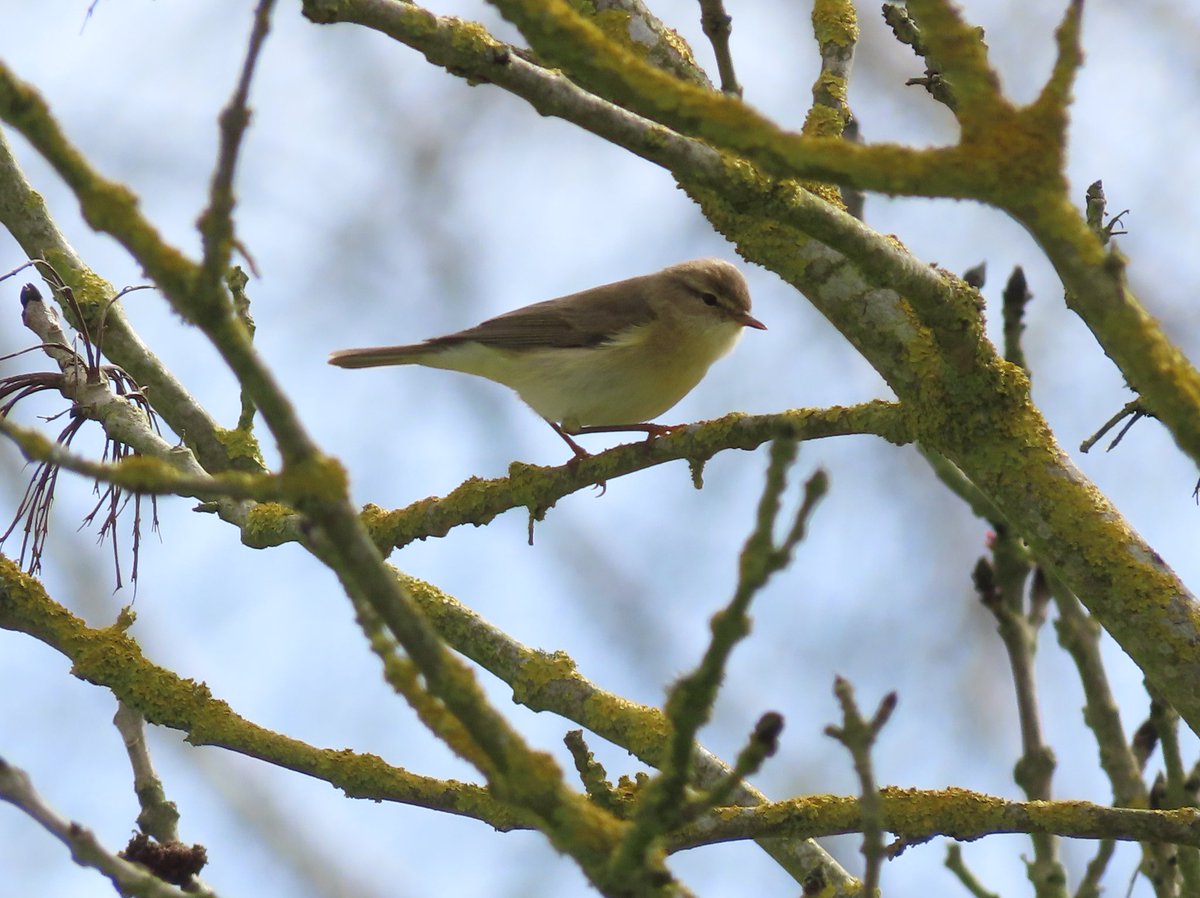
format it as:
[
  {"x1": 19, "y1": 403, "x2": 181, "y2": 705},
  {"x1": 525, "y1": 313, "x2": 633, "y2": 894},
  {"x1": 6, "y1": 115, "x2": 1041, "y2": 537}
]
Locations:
[
  {"x1": 544, "y1": 419, "x2": 591, "y2": 460},
  {"x1": 546, "y1": 420, "x2": 608, "y2": 493},
  {"x1": 545, "y1": 420, "x2": 684, "y2": 465}
]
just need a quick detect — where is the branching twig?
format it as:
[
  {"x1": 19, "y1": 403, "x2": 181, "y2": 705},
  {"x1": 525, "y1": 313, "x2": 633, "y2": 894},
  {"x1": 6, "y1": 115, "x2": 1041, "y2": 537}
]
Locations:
[
  {"x1": 0, "y1": 280, "x2": 166, "y2": 586},
  {"x1": 0, "y1": 415, "x2": 281, "y2": 502},
  {"x1": 0, "y1": 560, "x2": 531, "y2": 830},
  {"x1": 973, "y1": 532, "x2": 1068, "y2": 897},
  {"x1": 825, "y1": 678, "x2": 897, "y2": 897},
  {"x1": 398, "y1": 566, "x2": 854, "y2": 889},
  {"x1": 1079, "y1": 399, "x2": 1148, "y2": 454},
  {"x1": 0, "y1": 756, "x2": 212, "y2": 898},
  {"x1": 0, "y1": 277, "x2": 272, "y2": 583},
  {"x1": 608, "y1": 441, "x2": 826, "y2": 880},
  {"x1": 0, "y1": 552, "x2": 851, "y2": 889}
]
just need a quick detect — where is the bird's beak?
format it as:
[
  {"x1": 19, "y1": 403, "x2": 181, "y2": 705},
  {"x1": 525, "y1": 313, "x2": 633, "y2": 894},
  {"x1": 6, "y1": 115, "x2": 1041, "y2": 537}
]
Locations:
[{"x1": 737, "y1": 312, "x2": 767, "y2": 331}]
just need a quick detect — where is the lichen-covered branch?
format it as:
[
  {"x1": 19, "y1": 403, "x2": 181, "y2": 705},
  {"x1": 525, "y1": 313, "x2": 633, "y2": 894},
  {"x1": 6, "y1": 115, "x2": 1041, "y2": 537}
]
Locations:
[
  {"x1": 396, "y1": 569, "x2": 857, "y2": 891},
  {"x1": 0, "y1": 416, "x2": 278, "y2": 503},
  {"x1": 0, "y1": 132, "x2": 243, "y2": 474},
  {"x1": 0, "y1": 59, "x2": 659, "y2": 895},
  {"x1": 0, "y1": 557, "x2": 529, "y2": 830},
  {"x1": 372, "y1": 0, "x2": 1200, "y2": 476},
  {"x1": 302, "y1": 0, "x2": 1200, "y2": 747},
  {"x1": 368, "y1": 404, "x2": 903, "y2": 553},
  {"x1": 228, "y1": 404, "x2": 909, "y2": 552},
  {"x1": 668, "y1": 787, "x2": 1200, "y2": 852}
]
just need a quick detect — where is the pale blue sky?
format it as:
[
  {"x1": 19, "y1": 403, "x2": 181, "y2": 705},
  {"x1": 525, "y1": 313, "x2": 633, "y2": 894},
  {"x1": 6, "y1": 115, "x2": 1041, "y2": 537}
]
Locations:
[{"x1": 2, "y1": 2, "x2": 1199, "y2": 896}]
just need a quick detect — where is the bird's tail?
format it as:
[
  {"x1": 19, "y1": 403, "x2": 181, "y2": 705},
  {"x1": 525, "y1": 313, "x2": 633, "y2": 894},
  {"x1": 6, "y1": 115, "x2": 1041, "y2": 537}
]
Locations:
[{"x1": 327, "y1": 345, "x2": 428, "y2": 368}]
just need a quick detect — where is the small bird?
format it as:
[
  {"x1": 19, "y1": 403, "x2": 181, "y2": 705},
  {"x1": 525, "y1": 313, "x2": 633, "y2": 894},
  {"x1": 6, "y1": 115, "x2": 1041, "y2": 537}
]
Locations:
[{"x1": 329, "y1": 258, "x2": 766, "y2": 457}]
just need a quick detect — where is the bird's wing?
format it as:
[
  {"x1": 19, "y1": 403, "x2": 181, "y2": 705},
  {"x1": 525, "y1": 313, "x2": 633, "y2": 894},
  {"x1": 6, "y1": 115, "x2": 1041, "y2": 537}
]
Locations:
[{"x1": 427, "y1": 276, "x2": 658, "y2": 350}]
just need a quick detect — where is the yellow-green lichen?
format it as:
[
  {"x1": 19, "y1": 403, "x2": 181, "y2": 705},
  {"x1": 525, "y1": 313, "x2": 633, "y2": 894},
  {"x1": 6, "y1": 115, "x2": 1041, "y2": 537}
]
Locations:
[
  {"x1": 213, "y1": 425, "x2": 264, "y2": 468},
  {"x1": 812, "y1": 0, "x2": 859, "y2": 48},
  {"x1": 511, "y1": 649, "x2": 578, "y2": 707},
  {"x1": 280, "y1": 453, "x2": 348, "y2": 504},
  {"x1": 240, "y1": 501, "x2": 297, "y2": 549}
]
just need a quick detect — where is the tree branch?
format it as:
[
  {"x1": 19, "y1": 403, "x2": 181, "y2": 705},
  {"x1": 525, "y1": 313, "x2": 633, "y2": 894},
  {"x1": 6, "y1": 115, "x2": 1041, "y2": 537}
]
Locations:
[
  {"x1": 0, "y1": 755, "x2": 213, "y2": 898},
  {"x1": 0, "y1": 558, "x2": 530, "y2": 830},
  {"x1": 297, "y1": 0, "x2": 1200, "y2": 746},
  {"x1": 668, "y1": 787, "x2": 1200, "y2": 852}
]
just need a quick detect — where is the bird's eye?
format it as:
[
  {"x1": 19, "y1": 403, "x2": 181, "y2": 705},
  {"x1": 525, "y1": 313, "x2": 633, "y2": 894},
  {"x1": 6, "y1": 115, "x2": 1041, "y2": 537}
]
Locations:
[{"x1": 700, "y1": 292, "x2": 719, "y2": 307}]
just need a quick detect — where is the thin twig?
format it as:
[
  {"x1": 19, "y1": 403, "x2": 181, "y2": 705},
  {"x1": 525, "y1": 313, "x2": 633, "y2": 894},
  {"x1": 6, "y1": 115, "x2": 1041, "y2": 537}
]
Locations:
[
  {"x1": 227, "y1": 266, "x2": 258, "y2": 431},
  {"x1": 697, "y1": 0, "x2": 741, "y2": 96},
  {"x1": 113, "y1": 703, "x2": 181, "y2": 843},
  {"x1": 882, "y1": 1, "x2": 959, "y2": 110},
  {"x1": 608, "y1": 442, "x2": 826, "y2": 879},
  {"x1": 1079, "y1": 399, "x2": 1145, "y2": 454},
  {"x1": 945, "y1": 844, "x2": 1000, "y2": 898},
  {"x1": 838, "y1": 116, "x2": 865, "y2": 219},
  {"x1": 1047, "y1": 573, "x2": 1168, "y2": 892},
  {"x1": 0, "y1": 756, "x2": 212, "y2": 898},
  {"x1": 0, "y1": 415, "x2": 280, "y2": 502},
  {"x1": 973, "y1": 530, "x2": 1068, "y2": 897},
  {"x1": 825, "y1": 678, "x2": 897, "y2": 897},
  {"x1": 685, "y1": 712, "x2": 783, "y2": 814},
  {"x1": 806, "y1": 0, "x2": 857, "y2": 134},
  {"x1": 1148, "y1": 691, "x2": 1198, "y2": 892},
  {"x1": 197, "y1": 0, "x2": 277, "y2": 293},
  {"x1": 564, "y1": 731, "x2": 625, "y2": 815}
]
